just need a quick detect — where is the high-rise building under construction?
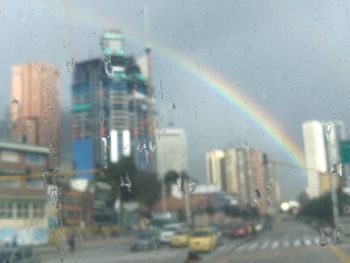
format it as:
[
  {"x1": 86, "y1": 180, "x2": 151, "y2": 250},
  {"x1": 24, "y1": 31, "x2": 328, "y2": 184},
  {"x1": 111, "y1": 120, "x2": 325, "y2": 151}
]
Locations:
[{"x1": 71, "y1": 30, "x2": 155, "y2": 180}]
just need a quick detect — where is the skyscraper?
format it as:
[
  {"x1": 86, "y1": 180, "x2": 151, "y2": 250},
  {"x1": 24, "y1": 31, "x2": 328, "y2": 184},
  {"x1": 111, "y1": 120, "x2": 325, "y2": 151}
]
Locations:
[
  {"x1": 205, "y1": 150, "x2": 225, "y2": 190},
  {"x1": 71, "y1": 30, "x2": 154, "y2": 180},
  {"x1": 222, "y1": 148, "x2": 238, "y2": 195},
  {"x1": 155, "y1": 128, "x2": 188, "y2": 178},
  {"x1": 303, "y1": 120, "x2": 346, "y2": 198},
  {"x1": 11, "y1": 62, "x2": 60, "y2": 163}
]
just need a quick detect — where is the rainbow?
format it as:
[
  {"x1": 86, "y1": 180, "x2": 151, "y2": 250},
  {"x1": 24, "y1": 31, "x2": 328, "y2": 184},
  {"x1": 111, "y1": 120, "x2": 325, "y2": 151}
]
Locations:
[
  {"x1": 156, "y1": 47, "x2": 306, "y2": 169},
  {"x1": 21, "y1": 2, "x2": 306, "y2": 171}
]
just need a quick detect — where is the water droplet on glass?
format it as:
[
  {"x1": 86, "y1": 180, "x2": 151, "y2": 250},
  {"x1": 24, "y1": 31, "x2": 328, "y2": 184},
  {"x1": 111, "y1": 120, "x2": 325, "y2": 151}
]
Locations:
[
  {"x1": 66, "y1": 58, "x2": 75, "y2": 73},
  {"x1": 159, "y1": 80, "x2": 164, "y2": 99},
  {"x1": 0, "y1": 8, "x2": 7, "y2": 19},
  {"x1": 255, "y1": 189, "x2": 261, "y2": 199},
  {"x1": 11, "y1": 98, "x2": 20, "y2": 108},
  {"x1": 322, "y1": 122, "x2": 332, "y2": 142},
  {"x1": 121, "y1": 172, "x2": 132, "y2": 192},
  {"x1": 190, "y1": 102, "x2": 197, "y2": 119},
  {"x1": 136, "y1": 144, "x2": 143, "y2": 152},
  {"x1": 262, "y1": 93, "x2": 267, "y2": 99},
  {"x1": 331, "y1": 162, "x2": 343, "y2": 176},
  {"x1": 101, "y1": 136, "x2": 109, "y2": 169},
  {"x1": 168, "y1": 102, "x2": 176, "y2": 110},
  {"x1": 332, "y1": 229, "x2": 341, "y2": 245},
  {"x1": 188, "y1": 182, "x2": 197, "y2": 193},
  {"x1": 99, "y1": 111, "x2": 105, "y2": 125},
  {"x1": 104, "y1": 56, "x2": 113, "y2": 76},
  {"x1": 149, "y1": 141, "x2": 156, "y2": 152},
  {"x1": 319, "y1": 231, "x2": 328, "y2": 247}
]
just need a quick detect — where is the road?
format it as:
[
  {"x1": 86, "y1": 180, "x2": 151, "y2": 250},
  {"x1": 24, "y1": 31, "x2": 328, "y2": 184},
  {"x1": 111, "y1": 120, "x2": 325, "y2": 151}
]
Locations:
[{"x1": 41, "y1": 219, "x2": 350, "y2": 263}]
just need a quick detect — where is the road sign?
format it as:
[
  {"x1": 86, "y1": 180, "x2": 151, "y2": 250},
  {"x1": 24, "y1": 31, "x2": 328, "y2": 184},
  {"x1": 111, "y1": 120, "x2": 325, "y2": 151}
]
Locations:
[{"x1": 340, "y1": 140, "x2": 350, "y2": 164}]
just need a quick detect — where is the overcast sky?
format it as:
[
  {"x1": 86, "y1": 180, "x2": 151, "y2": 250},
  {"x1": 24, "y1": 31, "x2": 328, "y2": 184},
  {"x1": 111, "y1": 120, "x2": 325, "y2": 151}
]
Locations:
[{"x1": 1, "y1": 0, "x2": 350, "y2": 200}]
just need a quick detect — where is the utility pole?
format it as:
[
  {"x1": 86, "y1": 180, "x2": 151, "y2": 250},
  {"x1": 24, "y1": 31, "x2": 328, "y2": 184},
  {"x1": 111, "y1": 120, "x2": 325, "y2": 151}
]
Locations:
[
  {"x1": 330, "y1": 164, "x2": 340, "y2": 229},
  {"x1": 161, "y1": 174, "x2": 167, "y2": 213},
  {"x1": 183, "y1": 178, "x2": 192, "y2": 226}
]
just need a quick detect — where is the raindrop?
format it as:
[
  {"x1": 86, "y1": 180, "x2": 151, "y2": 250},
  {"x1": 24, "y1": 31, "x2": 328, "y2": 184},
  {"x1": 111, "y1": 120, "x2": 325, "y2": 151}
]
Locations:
[
  {"x1": 262, "y1": 93, "x2": 267, "y2": 99},
  {"x1": 136, "y1": 144, "x2": 143, "y2": 152},
  {"x1": 149, "y1": 141, "x2": 156, "y2": 152},
  {"x1": 255, "y1": 189, "x2": 261, "y2": 199},
  {"x1": 0, "y1": 8, "x2": 7, "y2": 19},
  {"x1": 322, "y1": 122, "x2": 332, "y2": 142},
  {"x1": 121, "y1": 172, "x2": 132, "y2": 192},
  {"x1": 243, "y1": 142, "x2": 250, "y2": 151},
  {"x1": 319, "y1": 231, "x2": 328, "y2": 247},
  {"x1": 188, "y1": 182, "x2": 197, "y2": 193},
  {"x1": 11, "y1": 98, "x2": 20, "y2": 108},
  {"x1": 176, "y1": 176, "x2": 185, "y2": 193},
  {"x1": 159, "y1": 80, "x2": 164, "y2": 99},
  {"x1": 101, "y1": 136, "x2": 109, "y2": 169},
  {"x1": 332, "y1": 229, "x2": 341, "y2": 245},
  {"x1": 331, "y1": 162, "x2": 343, "y2": 176},
  {"x1": 99, "y1": 111, "x2": 105, "y2": 125},
  {"x1": 168, "y1": 102, "x2": 176, "y2": 110},
  {"x1": 103, "y1": 56, "x2": 113, "y2": 76},
  {"x1": 66, "y1": 58, "x2": 75, "y2": 73},
  {"x1": 190, "y1": 101, "x2": 197, "y2": 119}
]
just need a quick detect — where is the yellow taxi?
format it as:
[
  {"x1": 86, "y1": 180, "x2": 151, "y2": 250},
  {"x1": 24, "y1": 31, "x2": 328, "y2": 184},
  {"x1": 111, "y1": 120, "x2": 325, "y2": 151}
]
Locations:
[
  {"x1": 170, "y1": 228, "x2": 190, "y2": 247},
  {"x1": 188, "y1": 227, "x2": 217, "y2": 252}
]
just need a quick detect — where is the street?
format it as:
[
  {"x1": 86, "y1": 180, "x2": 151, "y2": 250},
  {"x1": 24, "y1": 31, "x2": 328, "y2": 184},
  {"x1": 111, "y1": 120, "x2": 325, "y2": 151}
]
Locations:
[{"x1": 41, "y1": 219, "x2": 350, "y2": 263}]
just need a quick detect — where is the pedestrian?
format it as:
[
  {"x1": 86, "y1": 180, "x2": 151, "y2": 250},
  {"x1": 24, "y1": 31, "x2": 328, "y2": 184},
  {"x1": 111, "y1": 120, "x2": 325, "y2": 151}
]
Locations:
[
  {"x1": 184, "y1": 251, "x2": 201, "y2": 263},
  {"x1": 68, "y1": 233, "x2": 76, "y2": 252},
  {"x1": 12, "y1": 235, "x2": 17, "y2": 247}
]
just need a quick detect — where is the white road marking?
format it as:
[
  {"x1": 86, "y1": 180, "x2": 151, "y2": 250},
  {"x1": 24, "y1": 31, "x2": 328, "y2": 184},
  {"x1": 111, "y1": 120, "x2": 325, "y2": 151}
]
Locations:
[
  {"x1": 293, "y1": 239, "x2": 301, "y2": 247},
  {"x1": 271, "y1": 240, "x2": 280, "y2": 249},
  {"x1": 303, "y1": 237, "x2": 312, "y2": 246},
  {"x1": 259, "y1": 239, "x2": 270, "y2": 250}
]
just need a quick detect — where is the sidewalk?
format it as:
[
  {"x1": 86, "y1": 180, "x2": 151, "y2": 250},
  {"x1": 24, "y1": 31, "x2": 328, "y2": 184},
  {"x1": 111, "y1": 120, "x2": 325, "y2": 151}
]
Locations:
[{"x1": 33, "y1": 235, "x2": 134, "y2": 255}]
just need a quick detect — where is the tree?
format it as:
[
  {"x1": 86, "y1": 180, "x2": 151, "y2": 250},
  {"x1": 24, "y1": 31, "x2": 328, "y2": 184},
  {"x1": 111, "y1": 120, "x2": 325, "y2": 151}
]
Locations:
[
  {"x1": 133, "y1": 171, "x2": 161, "y2": 211},
  {"x1": 98, "y1": 157, "x2": 137, "y2": 207}
]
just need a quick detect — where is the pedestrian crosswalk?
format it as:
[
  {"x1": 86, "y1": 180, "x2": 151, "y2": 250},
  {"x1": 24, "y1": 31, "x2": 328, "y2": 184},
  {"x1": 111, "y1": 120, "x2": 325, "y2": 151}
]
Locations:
[{"x1": 234, "y1": 236, "x2": 324, "y2": 252}]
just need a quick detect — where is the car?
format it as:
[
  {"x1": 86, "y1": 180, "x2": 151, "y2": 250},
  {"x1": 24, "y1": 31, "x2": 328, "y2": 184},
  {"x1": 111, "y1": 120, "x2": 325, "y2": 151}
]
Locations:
[
  {"x1": 170, "y1": 228, "x2": 190, "y2": 247},
  {"x1": 159, "y1": 223, "x2": 184, "y2": 244},
  {"x1": 188, "y1": 228, "x2": 218, "y2": 253},
  {"x1": 0, "y1": 246, "x2": 40, "y2": 263},
  {"x1": 228, "y1": 223, "x2": 251, "y2": 238},
  {"x1": 130, "y1": 232, "x2": 159, "y2": 252}
]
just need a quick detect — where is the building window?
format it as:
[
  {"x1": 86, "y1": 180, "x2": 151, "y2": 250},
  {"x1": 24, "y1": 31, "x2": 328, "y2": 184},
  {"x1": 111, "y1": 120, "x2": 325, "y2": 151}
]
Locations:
[
  {"x1": 17, "y1": 202, "x2": 29, "y2": 218},
  {"x1": 26, "y1": 153, "x2": 45, "y2": 165},
  {"x1": 33, "y1": 203, "x2": 45, "y2": 218},
  {"x1": 0, "y1": 202, "x2": 13, "y2": 218},
  {"x1": 0, "y1": 150, "x2": 20, "y2": 163}
]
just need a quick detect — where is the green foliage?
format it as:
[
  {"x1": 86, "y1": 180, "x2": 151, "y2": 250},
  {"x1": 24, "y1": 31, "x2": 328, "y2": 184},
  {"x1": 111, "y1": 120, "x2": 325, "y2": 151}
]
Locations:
[
  {"x1": 300, "y1": 188, "x2": 345, "y2": 226},
  {"x1": 97, "y1": 157, "x2": 160, "y2": 210}
]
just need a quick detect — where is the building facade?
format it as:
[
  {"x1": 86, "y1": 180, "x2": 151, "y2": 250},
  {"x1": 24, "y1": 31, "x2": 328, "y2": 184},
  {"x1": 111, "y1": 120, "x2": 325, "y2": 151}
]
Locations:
[
  {"x1": 155, "y1": 128, "x2": 188, "y2": 178},
  {"x1": 205, "y1": 150, "x2": 225, "y2": 190},
  {"x1": 0, "y1": 187, "x2": 49, "y2": 245},
  {"x1": 302, "y1": 120, "x2": 345, "y2": 198},
  {"x1": 71, "y1": 30, "x2": 154, "y2": 181},
  {"x1": 11, "y1": 62, "x2": 60, "y2": 164},
  {"x1": 0, "y1": 141, "x2": 49, "y2": 176}
]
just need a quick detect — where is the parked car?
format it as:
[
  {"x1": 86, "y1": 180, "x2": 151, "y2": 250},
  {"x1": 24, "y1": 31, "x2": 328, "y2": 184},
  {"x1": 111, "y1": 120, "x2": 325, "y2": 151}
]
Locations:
[
  {"x1": 228, "y1": 223, "x2": 251, "y2": 238},
  {"x1": 188, "y1": 227, "x2": 218, "y2": 253},
  {"x1": 159, "y1": 223, "x2": 184, "y2": 244},
  {"x1": 0, "y1": 246, "x2": 40, "y2": 263},
  {"x1": 130, "y1": 232, "x2": 159, "y2": 252},
  {"x1": 170, "y1": 228, "x2": 190, "y2": 247}
]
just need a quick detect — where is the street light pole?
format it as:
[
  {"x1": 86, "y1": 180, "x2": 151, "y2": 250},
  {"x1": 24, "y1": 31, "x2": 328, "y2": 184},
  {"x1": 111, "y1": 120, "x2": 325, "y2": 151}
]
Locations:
[{"x1": 161, "y1": 174, "x2": 167, "y2": 213}]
